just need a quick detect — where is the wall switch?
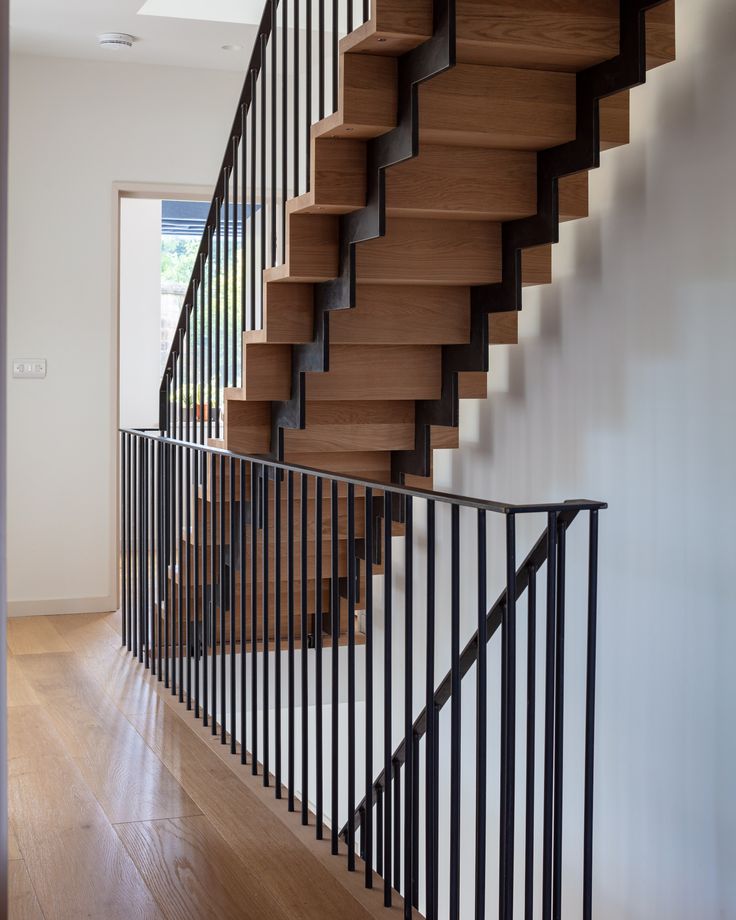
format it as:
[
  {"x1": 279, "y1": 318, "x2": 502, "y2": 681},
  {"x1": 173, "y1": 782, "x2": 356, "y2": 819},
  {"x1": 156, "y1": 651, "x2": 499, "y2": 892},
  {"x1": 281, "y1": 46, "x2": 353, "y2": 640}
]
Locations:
[{"x1": 13, "y1": 359, "x2": 47, "y2": 379}]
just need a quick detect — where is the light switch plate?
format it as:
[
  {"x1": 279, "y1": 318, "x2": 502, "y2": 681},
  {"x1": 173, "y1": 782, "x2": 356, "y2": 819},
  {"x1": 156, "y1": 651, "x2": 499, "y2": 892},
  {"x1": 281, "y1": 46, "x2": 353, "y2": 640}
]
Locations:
[{"x1": 13, "y1": 359, "x2": 47, "y2": 379}]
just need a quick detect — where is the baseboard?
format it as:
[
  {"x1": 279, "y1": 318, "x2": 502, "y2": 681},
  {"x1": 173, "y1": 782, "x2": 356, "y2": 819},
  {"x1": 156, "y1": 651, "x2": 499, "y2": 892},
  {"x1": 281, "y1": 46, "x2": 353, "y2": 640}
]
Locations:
[{"x1": 8, "y1": 594, "x2": 118, "y2": 618}]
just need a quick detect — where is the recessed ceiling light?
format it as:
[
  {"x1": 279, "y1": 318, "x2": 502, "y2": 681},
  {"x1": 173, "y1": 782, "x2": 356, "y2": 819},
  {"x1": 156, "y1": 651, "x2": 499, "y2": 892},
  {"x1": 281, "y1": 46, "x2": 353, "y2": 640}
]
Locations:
[
  {"x1": 98, "y1": 32, "x2": 136, "y2": 49},
  {"x1": 221, "y1": 44, "x2": 243, "y2": 52}
]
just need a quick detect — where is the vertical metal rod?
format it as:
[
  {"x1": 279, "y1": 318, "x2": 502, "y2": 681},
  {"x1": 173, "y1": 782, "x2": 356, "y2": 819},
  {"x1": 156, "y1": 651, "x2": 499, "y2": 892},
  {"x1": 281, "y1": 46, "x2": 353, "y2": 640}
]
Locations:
[
  {"x1": 347, "y1": 483, "x2": 357, "y2": 867},
  {"x1": 176, "y1": 446, "x2": 184, "y2": 698},
  {"x1": 270, "y1": 0, "x2": 277, "y2": 268},
  {"x1": 392, "y1": 760, "x2": 400, "y2": 893},
  {"x1": 315, "y1": 475, "x2": 324, "y2": 838},
  {"x1": 250, "y1": 70, "x2": 257, "y2": 331},
  {"x1": 274, "y1": 468, "x2": 283, "y2": 793},
  {"x1": 383, "y1": 494, "x2": 393, "y2": 907},
  {"x1": 425, "y1": 500, "x2": 437, "y2": 920},
  {"x1": 306, "y1": 0, "x2": 312, "y2": 188},
  {"x1": 199, "y1": 257, "x2": 206, "y2": 445},
  {"x1": 503, "y1": 513, "x2": 518, "y2": 918},
  {"x1": 185, "y1": 447, "x2": 192, "y2": 709},
  {"x1": 192, "y1": 449, "x2": 199, "y2": 707},
  {"x1": 240, "y1": 459, "x2": 248, "y2": 763},
  {"x1": 251, "y1": 463, "x2": 259, "y2": 769},
  {"x1": 524, "y1": 565, "x2": 537, "y2": 920},
  {"x1": 121, "y1": 434, "x2": 128, "y2": 648},
  {"x1": 210, "y1": 454, "x2": 219, "y2": 733},
  {"x1": 229, "y1": 457, "x2": 237, "y2": 754},
  {"x1": 376, "y1": 784, "x2": 384, "y2": 877},
  {"x1": 231, "y1": 139, "x2": 238, "y2": 376},
  {"x1": 583, "y1": 511, "x2": 599, "y2": 920},
  {"x1": 214, "y1": 202, "x2": 221, "y2": 438},
  {"x1": 348, "y1": 0, "x2": 353, "y2": 33},
  {"x1": 403, "y1": 497, "x2": 414, "y2": 917},
  {"x1": 542, "y1": 512, "x2": 558, "y2": 920},
  {"x1": 262, "y1": 469, "x2": 270, "y2": 784},
  {"x1": 293, "y1": 0, "x2": 300, "y2": 196},
  {"x1": 287, "y1": 470, "x2": 296, "y2": 810},
  {"x1": 223, "y1": 176, "x2": 229, "y2": 391},
  {"x1": 260, "y1": 33, "x2": 267, "y2": 330},
  {"x1": 219, "y1": 454, "x2": 227, "y2": 743},
  {"x1": 202, "y1": 452, "x2": 209, "y2": 726},
  {"x1": 331, "y1": 0, "x2": 338, "y2": 113},
  {"x1": 363, "y1": 0, "x2": 369, "y2": 24},
  {"x1": 207, "y1": 229, "x2": 213, "y2": 441},
  {"x1": 318, "y1": 0, "x2": 325, "y2": 120},
  {"x1": 449, "y1": 503, "x2": 461, "y2": 920},
  {"x1": 240, "y1": 105, "x2": 247, "y2": 332},
  {"x1": 476, "y1": 510, "x2": 488, "y2": 920},
  {"x1": 553, "y1": 520, "x2": 567, "y2": 920},
  {"x1": 330, "y1": 478, "x2": 339, "y2": 853},
  {"x1": 364, "y1": 486, "x2": 374, "y2": 887},
  {"x1": 281, "y1": 0, "x2": 288, "y2": 265},
  {"x1": 165, "y1": 442, "x2": 172, "y2": 688},
  {"x1": 301, "y1": 474, "x2": 310, "y2": 824}
]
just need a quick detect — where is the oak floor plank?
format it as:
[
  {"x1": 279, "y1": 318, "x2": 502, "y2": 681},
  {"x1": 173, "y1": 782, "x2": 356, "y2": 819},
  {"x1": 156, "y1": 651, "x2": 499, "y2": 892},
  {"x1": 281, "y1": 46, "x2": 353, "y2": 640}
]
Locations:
[
  {"x1": 8, "y1": 704, "x2": 163, "y2": 920},
  {"x1": 14, "y1": 654, "x2": 202, "y2": 826},
  {"x1": 8, "y1": 859, "x2": 45, "y2": 920},
  {"x1": 7, "y1": 618, "x2": 71, "y2": 656},
  {"x1": 48, "y1": 611, "x2": 123, "y2": 658},
  {"x1": 116, "y1": 815, "x2": 292, "y2": 920},
  {"x1": 8, "y1": 826, "x2": 23, "y2": 860},
  {"x1": 7, "y1": 655, "x2": 39, "y2": 708}
]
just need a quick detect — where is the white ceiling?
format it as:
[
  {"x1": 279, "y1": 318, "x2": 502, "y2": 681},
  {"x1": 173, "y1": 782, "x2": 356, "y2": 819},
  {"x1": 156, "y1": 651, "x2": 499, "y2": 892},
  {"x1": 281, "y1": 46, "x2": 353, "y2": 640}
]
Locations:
[{"x1": 10, "y1": 0, "x2": 264, "y2": 71}]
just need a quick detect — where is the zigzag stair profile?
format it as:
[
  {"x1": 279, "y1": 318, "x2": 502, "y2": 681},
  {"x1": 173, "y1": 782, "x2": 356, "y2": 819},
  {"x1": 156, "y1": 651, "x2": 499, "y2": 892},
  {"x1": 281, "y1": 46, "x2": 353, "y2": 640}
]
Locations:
[{"x1": 196, "y1": 0, "x2": 675, "y2": 648}]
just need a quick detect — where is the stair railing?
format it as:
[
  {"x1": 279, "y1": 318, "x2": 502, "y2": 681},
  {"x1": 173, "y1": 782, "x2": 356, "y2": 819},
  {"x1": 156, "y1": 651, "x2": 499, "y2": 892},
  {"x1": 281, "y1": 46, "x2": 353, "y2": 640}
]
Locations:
[
  {"x1": 120, "y1": 427, "x2": 604, "y2": 920},
  {"x1": 159, "y1": 1, "x2": 371, "y2": 444}
]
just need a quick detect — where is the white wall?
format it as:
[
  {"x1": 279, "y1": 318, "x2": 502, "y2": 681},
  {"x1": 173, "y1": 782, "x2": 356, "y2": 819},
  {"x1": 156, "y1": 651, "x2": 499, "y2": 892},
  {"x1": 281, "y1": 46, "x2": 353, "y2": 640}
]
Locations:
[
  {"x1": 119, "y1": 197, "x2": 162, "y2": 431},
  {"x1": 7, "y1": 54, "x2": 242, "y2": 614},
  {"x1": 429, "y1": 0, "x2": 736, "y2": 916}
]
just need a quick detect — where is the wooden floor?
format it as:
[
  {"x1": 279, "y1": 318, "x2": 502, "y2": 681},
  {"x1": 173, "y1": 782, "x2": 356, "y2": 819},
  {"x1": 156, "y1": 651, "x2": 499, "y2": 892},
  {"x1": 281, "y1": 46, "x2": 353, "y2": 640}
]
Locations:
[{"x1": 7, "y1": 612, "x2": 402, "y2": 920}]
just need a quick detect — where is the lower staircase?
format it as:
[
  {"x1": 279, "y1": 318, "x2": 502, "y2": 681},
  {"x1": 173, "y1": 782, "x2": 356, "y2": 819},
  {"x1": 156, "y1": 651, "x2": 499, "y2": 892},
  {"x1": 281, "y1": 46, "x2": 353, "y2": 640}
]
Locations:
[{"x1": 121, "y1": 1, "x2": 677, "y2": 917}]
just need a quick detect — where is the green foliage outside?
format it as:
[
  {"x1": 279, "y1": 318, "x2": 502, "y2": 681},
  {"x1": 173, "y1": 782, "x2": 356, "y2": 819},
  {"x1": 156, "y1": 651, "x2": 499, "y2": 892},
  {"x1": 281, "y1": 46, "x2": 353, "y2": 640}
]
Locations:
[{"x1": 161, "y1": 236, "x2": 200, "y2": 286}]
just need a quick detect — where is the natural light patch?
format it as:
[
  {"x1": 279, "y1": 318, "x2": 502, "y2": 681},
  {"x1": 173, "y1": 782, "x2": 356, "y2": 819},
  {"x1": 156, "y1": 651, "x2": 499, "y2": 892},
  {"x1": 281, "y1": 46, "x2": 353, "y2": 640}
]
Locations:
[{"x1": 138, "y1": 0, "x2": 264, "y2": 26}]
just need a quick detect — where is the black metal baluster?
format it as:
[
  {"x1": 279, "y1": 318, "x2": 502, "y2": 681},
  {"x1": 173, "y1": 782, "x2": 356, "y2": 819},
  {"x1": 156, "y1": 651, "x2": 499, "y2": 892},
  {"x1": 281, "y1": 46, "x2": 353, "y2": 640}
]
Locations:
[
  {"x1": 207, "y1": 230, "x2": 213, "y2": 441},
  {"x1": 185, "y1": 447, "x2": 192, "y2": 709},
  {"x1": 231, "y1": 139, "x2": 238, "y2": 378},
  {"x1": 219, "y1": 454, "x2": 227, "y2": 744},
  {"x1": 230, "y1": 456, "x2": 237, "y2": 753},
  {"x1": 363, "y1": 0, "x2": 369, "y2": 24},
  {"x1": 260, "y1": 33, "x2": 266, "y2": 330},
  {"x1": 165, "y1": 442, "x2": 173, "y2": 689},
  {"x1": 293, "y1": 0, "x2": 300, "y2": 197},
  {"x1": 315, "y1": 476, "x2": 324, "y2": 837},
  {"x1": 262, "y1": 469, "x2": 270, "y2": 784},
  {"x1": 214, "y1": 202, "x2": 221, "y2": 438},
  {"x1": 364, "y1": 486, "x2": 374, "y2": 887},
  {"x1": 274, "y1": 469, "x2": 283, "y2": 794},
  {"x1": 122, "y1": 434, "x2": 129, "y2": 649},
  {"x1": 306, "y1": 0, "x2": 312, "y2": 188},
  {"x1": 301, "y1": 474, "x2": 309, "y2": 824},
  {"x1": 525, "y1": 564, "x2": 537, "y2": 920},
  {"x1": 184, "y1": 314, "x2": 190, "y2": 445},
  {"x1": 376, "y1": 783, "x2": 384, "y2": 877},
  {"x1": 199, "y1": 257, "x2": 206, "y2": 445},
  {"x1": 553, "y1": 520, "x2": 567, "y2": 920},
  {"x1": 142, "y1": 439, "x2": 149, "y2": 667},
  {"x1": 583, "y1": 511, "x2": 599, "y2": 920},
  {"x1": 318, "y1": 0, "x2": 325, "y2": 120},
  {"x1": 210, "y1": 455, "x2": 219, "y2": 734},
  {"x1": 542, "y1": 512, "x2": 558, "y2": 920},
  {"x1": 202, "y1": 452, "x2": 209, "y2": 726},
  {"x1": 223, "y1": 175, "x2": 230, "y2": 392},
  {"x1": 288, "y1": 470, "x2": 296, "y2": 811},
  {"x1": 177, "y1": 445, "x2": 184, "y2": 699},
  {"x1": 331, "y1": 0, "x2": 338, "y2": 114},
  {"x1": 503, "y1": 513, "x2": 518, "y2": 918},
  {"x1": 330, "y1": 478, "x2": 339, "y2": 853},
  {"x1": 251, "y1": 463, "x2": 259, "y2": 767},
  {"x1": 250, "y1": 69, "x2": 257, "y2": 331},
  {"x1": 347, "y1": 483, "x2": 357, "y2": 866},
  {"x1": 281, "y1": 0, "x2": 288, "y2": 265},
  {"x1": 449, "y1": 503, "x2": 461, "y2": 920},
  {"x1": 156, "y1": 440, "x2": 164, "y2": 679},
  {"x1": 241, "y1": 105, "x2": 247, "y2": 333},
  {"x1": 240, "y1": 459, "x2": 248, "y2": 763},
  {"x1": 425, "y1": 500, "x2": 438, "y2": 920},
  {"x1": 348, "y1": 0, "x2": 353, "y2": 33},
  {"x1": 392, "y1": 760, "x2": 400, "y2": 893},
  {"x1": 403, "y1": 496, "x2": 414, "y2": 917},
  {"x1": 476, "y1": 510, "x2": 488, "y2": 920},
  {"x1": 383, "y1": 494, "x2": 393, "y2": 907},
  {"x1": 270, "y1": 1, "x2": 277, "y2": 268},
  {"x1": 192, "y1": 448, "x2": 199, "y2": 713}
]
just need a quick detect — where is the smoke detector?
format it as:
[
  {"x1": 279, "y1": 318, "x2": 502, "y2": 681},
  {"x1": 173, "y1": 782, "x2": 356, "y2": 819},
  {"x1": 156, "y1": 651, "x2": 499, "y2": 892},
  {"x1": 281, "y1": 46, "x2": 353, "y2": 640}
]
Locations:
[{"x1": 98, "y1": 33, "x2": 136, "y2": 50}]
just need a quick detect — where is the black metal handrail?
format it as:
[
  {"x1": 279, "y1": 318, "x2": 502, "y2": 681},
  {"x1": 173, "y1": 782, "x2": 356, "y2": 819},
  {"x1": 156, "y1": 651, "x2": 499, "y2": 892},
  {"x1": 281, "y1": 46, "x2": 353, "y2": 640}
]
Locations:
[
  {"x1": 120, "y1": 427, "x2": 604, "y2": 919},
  {"x1": 159, "y1": 0, "x2": 372, "y2": 443}
]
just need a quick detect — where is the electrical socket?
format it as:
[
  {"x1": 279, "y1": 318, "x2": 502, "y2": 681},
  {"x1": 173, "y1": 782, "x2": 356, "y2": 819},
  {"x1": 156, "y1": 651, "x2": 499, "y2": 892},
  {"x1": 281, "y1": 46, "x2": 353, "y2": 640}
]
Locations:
[{"x1": 13, "y1": 359, "x2": 47, "y2": 379}]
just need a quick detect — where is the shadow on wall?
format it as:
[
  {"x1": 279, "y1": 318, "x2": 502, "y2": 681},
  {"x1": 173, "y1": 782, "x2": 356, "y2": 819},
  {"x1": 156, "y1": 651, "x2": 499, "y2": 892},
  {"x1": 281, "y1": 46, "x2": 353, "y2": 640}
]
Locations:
[{"x1": 437, "y1": 0, "x2": 736, "y2": 917}]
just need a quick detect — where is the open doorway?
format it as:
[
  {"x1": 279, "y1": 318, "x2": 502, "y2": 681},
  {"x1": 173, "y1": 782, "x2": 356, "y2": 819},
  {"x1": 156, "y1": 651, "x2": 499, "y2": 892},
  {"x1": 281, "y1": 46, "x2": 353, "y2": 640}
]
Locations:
[{"x1": 117, "y1": 191, "x2": 209, "y2": 432}]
